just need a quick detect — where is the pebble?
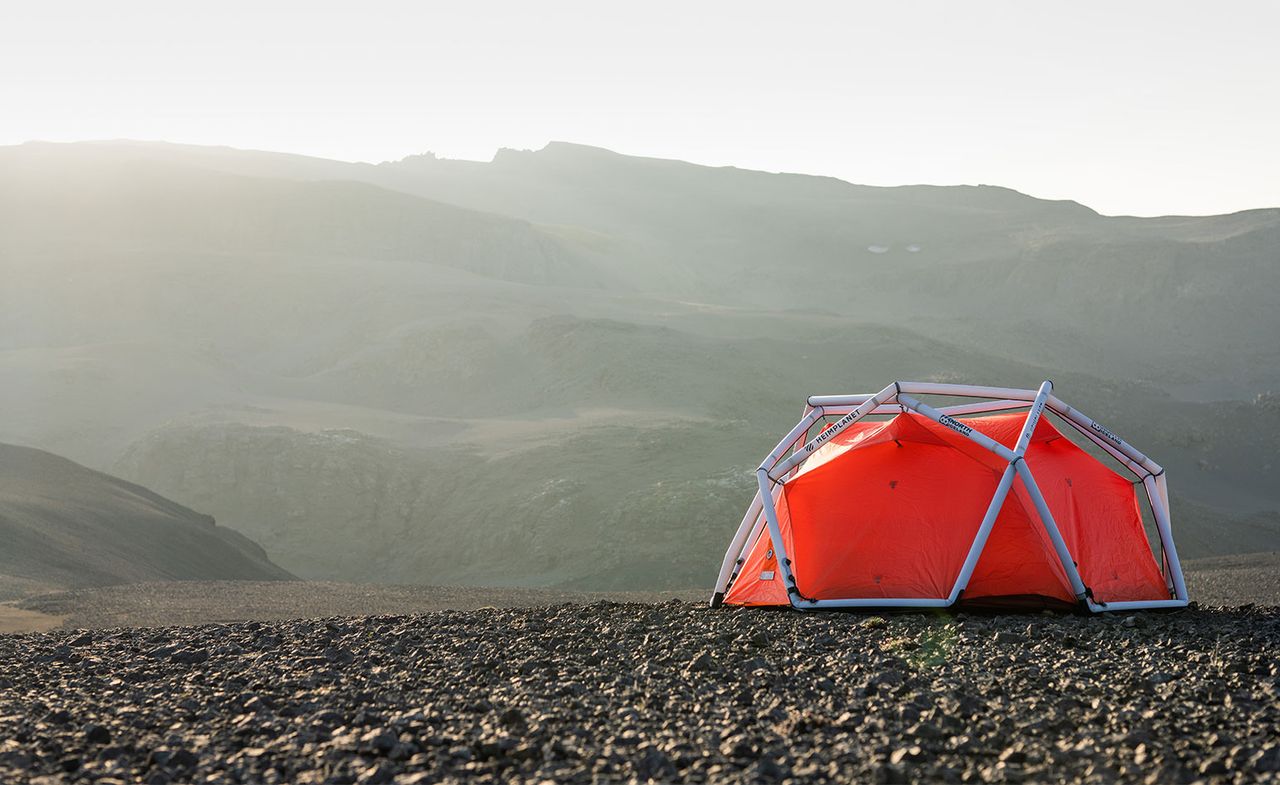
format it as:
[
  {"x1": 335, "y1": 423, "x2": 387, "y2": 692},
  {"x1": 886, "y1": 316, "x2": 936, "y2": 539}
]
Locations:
[{"x1": 0, "y1": 603, "x2": 1274, "y2": 784}]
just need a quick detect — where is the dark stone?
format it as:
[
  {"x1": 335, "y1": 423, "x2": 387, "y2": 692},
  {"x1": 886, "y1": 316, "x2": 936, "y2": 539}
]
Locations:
[
  {"x1": 169, "y1": 648, "x2": 209, "y2": 665},
  {"x1": 685, "y1": 652, "x2": 715, "y2": 672},
  {"x1": 635, "y1": 745, "x2": 675, "y2": 780},
  {"x1": 84, "y1": 723, "x2": 111, "y2": 745},
  {"x1": 359, "y1": 729, "x2": 398, "y2": 755}
]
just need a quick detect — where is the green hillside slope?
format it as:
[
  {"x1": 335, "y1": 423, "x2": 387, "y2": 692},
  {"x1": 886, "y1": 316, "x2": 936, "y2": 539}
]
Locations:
[{"x1": 0, "y1": 442, "x2": 292, "y2": 599}]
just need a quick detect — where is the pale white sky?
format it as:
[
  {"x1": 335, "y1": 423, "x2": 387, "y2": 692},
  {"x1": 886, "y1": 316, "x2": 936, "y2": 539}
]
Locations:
[{"x1": 3, "y1": 1, "x2": 1277, "y2": 216}]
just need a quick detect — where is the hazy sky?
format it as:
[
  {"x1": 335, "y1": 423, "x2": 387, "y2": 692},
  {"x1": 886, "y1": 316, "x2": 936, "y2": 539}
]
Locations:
[{"x1": 4, "y1": 1, "x2": 1277, "y2": 216}]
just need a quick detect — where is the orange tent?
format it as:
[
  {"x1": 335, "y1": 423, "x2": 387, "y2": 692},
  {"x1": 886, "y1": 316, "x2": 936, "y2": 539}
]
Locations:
[{"x1": 711, "y1": 381, "x2": 1188, "y2": 612}]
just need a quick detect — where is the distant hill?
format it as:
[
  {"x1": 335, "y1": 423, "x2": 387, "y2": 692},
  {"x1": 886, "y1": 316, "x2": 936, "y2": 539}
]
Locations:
[
  {"x1": 0, "y1": 139, "x2": 1276, "y2": 590},
  {"x1": 0, "y1": 143, "x2": 599, "y2": 288},
  {"x1": 0, "y1": 443, "x2": 292, "y2": 599},
  {"x1": 367, "y1": 142, "x2": 1280, "y2": 396},
  {"x1": 12, "y1": 139, "x2": 1276, "y2": 395}
]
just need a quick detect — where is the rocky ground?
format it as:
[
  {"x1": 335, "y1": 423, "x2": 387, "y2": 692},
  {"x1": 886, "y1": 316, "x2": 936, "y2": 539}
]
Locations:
[
  {"x1": 12, "y1": 582, "x2": 700, "y2": 631},
  {"x1": 6, "y1": 552, "x2": 1275, "y2": 634},
  {"x1": 0, "y1": 602, "x2": 1276, "y2": 785},
  {"x1": 1182, "y1": 553, "x2": 1280, "y2": 608}
]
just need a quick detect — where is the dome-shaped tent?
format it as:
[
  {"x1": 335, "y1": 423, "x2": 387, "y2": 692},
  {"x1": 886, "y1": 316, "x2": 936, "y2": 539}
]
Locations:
[{"x1": 711, "y1": 381, "x2": 1188, "y2": 612}]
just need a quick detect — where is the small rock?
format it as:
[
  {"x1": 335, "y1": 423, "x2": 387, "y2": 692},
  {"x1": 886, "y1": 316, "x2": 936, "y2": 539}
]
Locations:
[
  {"x1": 325, "y1": 646, "x2": 356, "y2": 665},
  {"x1": 498, "y1": 706, "x2": 525, "y2": 726},
  {"x1": 999, "y1": 748, "x2": 1027, "y2": 764},
  {"x1": 47, "y1": 708, "x2": 72, "y2": 724},
  {"x1": 749, "y1": 757, "x2": 788, "y2": 782},
  {"x1": 359, "y1": 728, "x2": 398, "y2": 755},
  {"x1": 169, "y1": 648, "x2": 209, "y2": 665},
  {"x1": 685, "y1": 651, "x2": 715, "y2": 672},
  {"x1": 1254, "y1": 745, "x2": 1280, "y2": 773},
  {"x1": 889, "y1": 746, "x2": 922, "y2": 764},
  {"x1": 1200, "y1": 759, "x2": 1229, "y2": 776},
  {"x1": 721, "y1": 735, "x2": 754, "y2": 758},
  {"x1": 870, "y1": 669, "x2": 904, "y2": 690},
  {"x1": 83, "y1": 723, "x2": 111, "y2": 745},
  {"x1": 635, "y1": 745, "x2": 675, "y2": 780},
  {"x1": 358, "y1": 762, "x2": 394, "y2": 784}
]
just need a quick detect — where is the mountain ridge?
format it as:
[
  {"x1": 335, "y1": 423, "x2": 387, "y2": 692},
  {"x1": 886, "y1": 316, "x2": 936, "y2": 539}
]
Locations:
[{"x1": 2, "y1": 139, "x2": 1276, "y2": 590}]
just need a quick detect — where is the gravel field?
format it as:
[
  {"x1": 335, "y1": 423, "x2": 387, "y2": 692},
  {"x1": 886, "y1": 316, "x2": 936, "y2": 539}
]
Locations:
[
  {"x1": 1, "y1": 602, "x2": 1277, "y2": 785},
  {"x1": 1183, "y1": 553, "x2": 1280, "y2": 608},
  {"x1": 13, "y1": 582, "x2": 701, "y2": 632},
  {"x1": 8, "y1": 552, "x2": 1276, "y2": 634}
]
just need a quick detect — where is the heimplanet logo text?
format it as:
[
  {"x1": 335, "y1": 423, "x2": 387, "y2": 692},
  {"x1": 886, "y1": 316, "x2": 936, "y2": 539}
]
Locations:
[{"x1": 805, "y1": 411, "x2": 857, "y2": 452}]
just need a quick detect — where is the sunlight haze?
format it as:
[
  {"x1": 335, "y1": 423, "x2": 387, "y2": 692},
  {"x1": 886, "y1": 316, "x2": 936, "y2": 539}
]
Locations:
[
  {"x1": 1, "y1": 4, "x2": 1277, "y2": 776},
  {"x1": 4, "y1": 0, "x2": 1277, "y2": 216}
]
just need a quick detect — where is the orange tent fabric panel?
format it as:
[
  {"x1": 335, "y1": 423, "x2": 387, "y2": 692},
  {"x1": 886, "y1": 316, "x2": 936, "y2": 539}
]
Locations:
[
  {"x1": 722, "y1": 526, "x2": 790, "y2": 606},
  {"x1": 786, "y1": 438, "x2": 998, "y2": 599},
  {"x1": 722, "y1": 410, "x2": 1168, "y2": 608},
  {"x1": 1015, "y1": 433, "x2": 1167, "y2": 602},
  {"x1": 723, "y1": 490, "x2": 795, "y2": 606},
  {"x1": 963, "y1": 486, "x2": 1076, "y2": 603}
]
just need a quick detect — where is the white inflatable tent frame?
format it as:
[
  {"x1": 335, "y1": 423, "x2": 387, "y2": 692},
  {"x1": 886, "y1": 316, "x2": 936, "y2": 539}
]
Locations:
[{"x1": 710, "y1": 380, "x2": 1189, "y2": 612}]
